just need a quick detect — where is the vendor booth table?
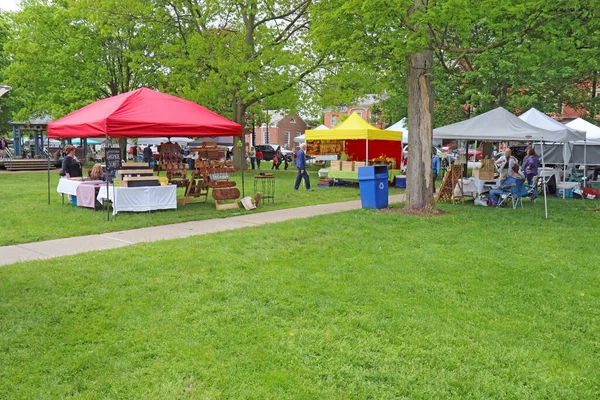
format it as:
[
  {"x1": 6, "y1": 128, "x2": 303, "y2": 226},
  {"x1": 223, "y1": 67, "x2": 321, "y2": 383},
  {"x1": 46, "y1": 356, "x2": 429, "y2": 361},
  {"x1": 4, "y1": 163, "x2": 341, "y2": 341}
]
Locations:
[
  {"x1": 57, "y1": 178, "x2": 105, "y2": 204},
  {"x1": 97, "y1": 184, "x2": 177, "y2": 215},
  {"x1": 75, "y1": 182, "x2": 106, "y2": 210},
  {"x1": 57, "y1": 178, "x2": 86, "y2": 196},
  {"x1": 454, "y1": 177, "x2": 498, "y2": 198},
  {"x1": 327, "y1": 168, "x2": 400, "y2": 183}
]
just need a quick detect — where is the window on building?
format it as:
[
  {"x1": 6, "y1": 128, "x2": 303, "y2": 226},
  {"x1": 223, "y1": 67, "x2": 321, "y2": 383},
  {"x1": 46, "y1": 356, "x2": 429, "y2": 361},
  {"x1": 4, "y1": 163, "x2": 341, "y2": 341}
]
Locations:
[
  {"x1": 263, "y1": 132, "x2": 269, "y2": 143},
  {"x1": 331, "y1": 115, "x2": 337, "y2": 126},
  {"x1": 284, "y1": 132, "x2": 290, "y2": 147},
  {"x1": 290, "y1": 118, "x2": 296, "y2": 123},
  {"x1": 356, "y1": 110, "x2": 362, "y2": 118}
]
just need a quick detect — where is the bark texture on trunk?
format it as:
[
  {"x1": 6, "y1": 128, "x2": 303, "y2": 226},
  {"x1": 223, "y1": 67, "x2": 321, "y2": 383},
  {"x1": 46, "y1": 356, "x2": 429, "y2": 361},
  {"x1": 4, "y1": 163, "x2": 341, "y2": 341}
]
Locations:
[{"x1": 405, "y1": 49, "x2": 435, "y2": 211}]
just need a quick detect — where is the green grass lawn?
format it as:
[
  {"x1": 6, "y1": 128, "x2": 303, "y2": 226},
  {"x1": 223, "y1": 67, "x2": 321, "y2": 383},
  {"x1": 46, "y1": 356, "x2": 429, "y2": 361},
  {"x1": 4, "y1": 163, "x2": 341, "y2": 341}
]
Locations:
[
  {"x1": 0, "y1": 166, "x2": 403, "y2": 246},
  {"x1": 1, "y1": 197, "x2": 599, "y2": 398}
]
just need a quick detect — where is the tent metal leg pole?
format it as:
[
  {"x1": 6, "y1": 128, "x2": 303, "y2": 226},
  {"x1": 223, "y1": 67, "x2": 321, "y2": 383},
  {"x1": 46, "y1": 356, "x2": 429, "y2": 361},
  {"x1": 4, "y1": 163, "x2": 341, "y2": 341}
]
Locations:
[
  {"x1": 540, "y1": 140, "x2": 548, "y2": 219},
  {"x1": 47, "y1": 136, "x2": 51, "y2": 205},
  {"x1": 583, "y1": 140, "x2": 587, "y2": 200}
]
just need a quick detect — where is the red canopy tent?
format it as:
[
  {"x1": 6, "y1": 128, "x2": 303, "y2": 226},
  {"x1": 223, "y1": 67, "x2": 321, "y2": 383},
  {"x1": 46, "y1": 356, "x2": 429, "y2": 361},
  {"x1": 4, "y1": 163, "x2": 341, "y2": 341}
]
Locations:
[{"x1": 48, "y1": 88, "x2": 242, "y2": 138}]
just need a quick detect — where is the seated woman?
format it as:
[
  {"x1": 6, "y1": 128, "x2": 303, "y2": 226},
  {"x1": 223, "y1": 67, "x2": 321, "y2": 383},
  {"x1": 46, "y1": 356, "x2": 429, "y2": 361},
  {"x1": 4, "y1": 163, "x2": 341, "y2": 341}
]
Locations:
[
  {"x1": 89, "y1": 163, "x2": 105, "y2": 181},
  {"x1": 489, "y1": 164, "x2": 527, "y2": 207}
]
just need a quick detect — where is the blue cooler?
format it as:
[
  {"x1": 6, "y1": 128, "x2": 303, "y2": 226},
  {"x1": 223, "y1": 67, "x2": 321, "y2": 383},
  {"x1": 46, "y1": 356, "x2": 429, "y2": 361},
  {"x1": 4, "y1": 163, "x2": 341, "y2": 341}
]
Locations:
[{"x1": 395, "y1": 175, "x2": 406, "y2": 188}]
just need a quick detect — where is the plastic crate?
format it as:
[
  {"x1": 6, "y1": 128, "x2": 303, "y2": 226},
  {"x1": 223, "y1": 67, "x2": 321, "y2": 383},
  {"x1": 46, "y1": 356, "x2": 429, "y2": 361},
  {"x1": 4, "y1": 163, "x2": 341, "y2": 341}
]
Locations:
[{"x1": 556, "y1": 188, "x2": 574, "y2": 198}]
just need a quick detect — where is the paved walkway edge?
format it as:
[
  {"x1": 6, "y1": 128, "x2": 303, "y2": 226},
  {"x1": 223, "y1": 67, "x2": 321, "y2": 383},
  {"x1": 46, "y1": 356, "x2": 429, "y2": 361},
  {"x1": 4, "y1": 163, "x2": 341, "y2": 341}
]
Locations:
[{"x1": 1, "y1": 194, "x2": 405, "y2": 266}]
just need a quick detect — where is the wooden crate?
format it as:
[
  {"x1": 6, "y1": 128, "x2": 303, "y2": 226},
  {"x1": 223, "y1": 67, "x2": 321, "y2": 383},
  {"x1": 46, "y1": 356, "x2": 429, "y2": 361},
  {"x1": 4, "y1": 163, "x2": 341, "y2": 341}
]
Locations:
[
  {"x1": 341, "y1": 161, "x2": 354, "y2": 171},
  {"x1": 472, "y1": 168, "x2": 495, "y2": 180},
  {"x1": 329, "y1": 160, "x2": 341, "y2": 170}
]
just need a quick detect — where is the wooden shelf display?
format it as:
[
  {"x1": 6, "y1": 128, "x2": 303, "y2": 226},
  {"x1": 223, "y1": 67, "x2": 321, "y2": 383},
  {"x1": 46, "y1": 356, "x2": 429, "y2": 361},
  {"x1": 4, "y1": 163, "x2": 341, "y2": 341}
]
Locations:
[{"x1": 157, "y1": 142, "x2": 188, "y2": 188}]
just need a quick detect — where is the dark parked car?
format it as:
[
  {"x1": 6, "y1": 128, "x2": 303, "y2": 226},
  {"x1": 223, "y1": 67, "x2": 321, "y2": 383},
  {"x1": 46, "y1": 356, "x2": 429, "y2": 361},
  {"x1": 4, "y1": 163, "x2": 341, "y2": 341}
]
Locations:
[
  {"x1": 494, "y1": 145, "x2": 528, "y2": 164},
  {"x1": 255, "y1": 144, "x2": 293, "y2": 162}
]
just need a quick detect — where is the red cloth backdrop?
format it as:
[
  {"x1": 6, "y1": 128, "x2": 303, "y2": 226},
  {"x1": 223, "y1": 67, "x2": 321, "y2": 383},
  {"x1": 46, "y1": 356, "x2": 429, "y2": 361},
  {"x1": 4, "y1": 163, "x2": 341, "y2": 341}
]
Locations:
[
  {"x1": 345, "y1": 140, "x2": 402, "y2": 168},
  {"x1": 48, "y1": 88, "x2": 242, "y2": 139}
]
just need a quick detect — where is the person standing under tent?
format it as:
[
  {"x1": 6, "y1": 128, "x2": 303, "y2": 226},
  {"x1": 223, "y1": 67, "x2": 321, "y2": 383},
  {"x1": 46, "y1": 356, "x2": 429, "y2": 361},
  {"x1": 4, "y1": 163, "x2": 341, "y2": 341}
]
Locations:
[
  {"x1": 294, "y1": 143, "x2": 312, "y2": 191},
  {"x1": 523, "y1": 146, "x2": 540, "y2": 200},
  {"x1": 143, "y1": 144, "x2": 153, "y2": 165},
  {"x1": 495, "y1": 148, "x2": 518, "y2": 180},
  {"x1": 62, "y1": 145, "x2": 82, "y2": 178}
]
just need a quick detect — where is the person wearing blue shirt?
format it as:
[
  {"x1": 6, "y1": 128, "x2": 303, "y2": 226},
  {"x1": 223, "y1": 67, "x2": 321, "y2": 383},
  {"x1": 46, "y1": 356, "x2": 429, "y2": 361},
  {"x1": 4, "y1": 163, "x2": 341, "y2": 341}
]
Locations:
[
  {"x1": 294, "y1": 143, "x2": 312, "y2": 191},
  {"x1": 489, "y1": 164, "x2": 528, "y2": 207},
  {"x1": 432, "y1": 148, "x2": 441, "y2": 193}
]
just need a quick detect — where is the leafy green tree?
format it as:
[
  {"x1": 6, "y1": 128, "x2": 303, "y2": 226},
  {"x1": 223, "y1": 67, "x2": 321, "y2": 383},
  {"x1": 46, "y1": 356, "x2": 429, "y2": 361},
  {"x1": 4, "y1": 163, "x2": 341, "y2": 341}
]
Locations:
[
  {"x1": 311, "y1": 0, "x2": 600, "y2": 211},
  {"x1": 149, "y1": 0, "x2": 331, "y2": 168}
]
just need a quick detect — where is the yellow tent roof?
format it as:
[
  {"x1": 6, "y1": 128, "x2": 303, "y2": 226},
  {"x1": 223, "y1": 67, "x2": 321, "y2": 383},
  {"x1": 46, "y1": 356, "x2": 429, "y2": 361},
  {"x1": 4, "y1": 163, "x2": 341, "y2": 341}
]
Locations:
[{"x1": 305, "y1": 112, "x2": 403, "y2": 141}]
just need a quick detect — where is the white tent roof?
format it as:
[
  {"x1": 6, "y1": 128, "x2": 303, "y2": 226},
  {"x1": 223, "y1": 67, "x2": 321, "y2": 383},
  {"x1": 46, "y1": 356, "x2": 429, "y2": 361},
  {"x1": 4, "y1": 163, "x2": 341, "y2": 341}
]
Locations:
[
  {"x1": 433, "y1": 107, "x2": 578, "y2": 142},
  {"x1": 138, "y1": 137, "x2": 195, "y2": 147},
  {"x1": 294, "y1": 125, "x2": 328, "y2": 143},
  {"x1": 386, "y1": 118, "x2": 408, "y2": 143},
  {"x1": 566, "y1": 118, "x2": 600, "y2": 141},
  {"x1": 519, "y1": 108, "x2": 586, "y2": 141}
]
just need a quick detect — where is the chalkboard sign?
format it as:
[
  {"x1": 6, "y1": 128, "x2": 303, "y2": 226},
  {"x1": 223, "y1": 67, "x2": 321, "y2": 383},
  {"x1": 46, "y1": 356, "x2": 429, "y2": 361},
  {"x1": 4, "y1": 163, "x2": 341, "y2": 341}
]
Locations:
[{"x1": 105, "y1": 148, "x2": 122, "y2": 172}]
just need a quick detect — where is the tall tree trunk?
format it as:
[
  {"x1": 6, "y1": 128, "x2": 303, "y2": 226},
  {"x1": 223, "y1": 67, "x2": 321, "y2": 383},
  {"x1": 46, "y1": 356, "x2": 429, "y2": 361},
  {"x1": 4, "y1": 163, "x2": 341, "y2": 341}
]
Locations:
[{"x1": 405, "y1": 49, "x2": 435, "y2": 211}]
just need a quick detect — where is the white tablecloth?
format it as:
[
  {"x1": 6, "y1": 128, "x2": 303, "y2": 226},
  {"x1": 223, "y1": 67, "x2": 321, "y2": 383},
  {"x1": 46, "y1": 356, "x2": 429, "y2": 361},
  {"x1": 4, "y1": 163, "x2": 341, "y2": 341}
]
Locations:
[
  {"x1": 97, "y1": 185, "x2": 177, "y2": 215},
  {"x1": 56, "y1": 178, "x2": 82, "y2": 196},
  {"x1": 455, "y1": 177, "x2": 499, "y2": 197},
  {"x1": 57, "y1": 178, "x2": 105, "y2": 196}
]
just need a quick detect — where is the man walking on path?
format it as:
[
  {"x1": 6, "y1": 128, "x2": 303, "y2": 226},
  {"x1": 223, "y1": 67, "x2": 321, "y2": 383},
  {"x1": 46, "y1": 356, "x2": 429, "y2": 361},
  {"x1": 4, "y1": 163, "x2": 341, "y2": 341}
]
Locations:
[{"x1": 294, "y1": 143, "x2": 312, "y2": 191}]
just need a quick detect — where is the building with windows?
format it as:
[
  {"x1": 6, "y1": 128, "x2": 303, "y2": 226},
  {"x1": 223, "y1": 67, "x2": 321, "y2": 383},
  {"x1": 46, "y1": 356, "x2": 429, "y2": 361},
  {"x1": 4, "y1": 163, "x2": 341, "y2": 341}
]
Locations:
[
  {"x1": 323, "y1": 95, "x2": 384, "y2": 129},
  {"x1": 248, "y1": 112, "x2": 308, "y2": 150}
]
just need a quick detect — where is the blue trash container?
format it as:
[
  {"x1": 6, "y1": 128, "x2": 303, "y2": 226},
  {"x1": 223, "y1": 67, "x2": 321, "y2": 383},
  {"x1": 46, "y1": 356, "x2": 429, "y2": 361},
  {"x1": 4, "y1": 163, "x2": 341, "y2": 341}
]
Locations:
[{"x1": 358, "y1": 165, "x2": 389, "y2": 209}]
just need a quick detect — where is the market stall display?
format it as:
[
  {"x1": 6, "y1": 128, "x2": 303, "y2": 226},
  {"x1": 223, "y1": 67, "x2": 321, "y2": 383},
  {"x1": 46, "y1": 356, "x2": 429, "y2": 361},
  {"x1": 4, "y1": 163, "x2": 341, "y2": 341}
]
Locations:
[
  {"x1": 47, "y1": 88, "x2": 243, "y2": 209},
  {"x1": 202, "y1": 167, "x2": 240, "y2": 210},
  {"x1": 305, "y1": 113, "x2": 403, "y2": 182}
]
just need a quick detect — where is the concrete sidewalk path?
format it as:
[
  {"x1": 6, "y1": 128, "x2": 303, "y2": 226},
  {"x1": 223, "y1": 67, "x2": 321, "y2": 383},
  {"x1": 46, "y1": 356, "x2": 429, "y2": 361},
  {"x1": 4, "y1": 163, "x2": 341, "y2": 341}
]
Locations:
[{"x1": 0, "y1": 194, "x2": 405, "y2": 266}]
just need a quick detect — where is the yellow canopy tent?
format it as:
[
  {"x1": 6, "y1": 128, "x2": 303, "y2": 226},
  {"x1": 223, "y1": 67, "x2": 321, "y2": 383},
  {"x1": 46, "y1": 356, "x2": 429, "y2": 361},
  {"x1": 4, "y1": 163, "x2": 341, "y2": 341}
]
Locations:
[
  {"x1": 305, "y1": 112, "x2": 403, "y2": 162},
  {"x1": 305, "y1": 112, "x2": 402, "y2": 141}
]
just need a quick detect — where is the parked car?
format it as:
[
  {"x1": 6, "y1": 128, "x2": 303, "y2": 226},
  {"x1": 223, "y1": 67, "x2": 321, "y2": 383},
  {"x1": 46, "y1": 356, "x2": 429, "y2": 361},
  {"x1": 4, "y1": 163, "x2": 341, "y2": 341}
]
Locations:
[
  {"x1": 402, "y1": 145, "x2": 454, "y2": 170},
  {"x1": 255, "y1": 144, "x2": 293, "y2": 162},
  {"x1": 460, "y1": 148, "x2": 483, "y2": 161},
  {"x1": 493, "y1": 145, "x2": 528, "y2": 164}
]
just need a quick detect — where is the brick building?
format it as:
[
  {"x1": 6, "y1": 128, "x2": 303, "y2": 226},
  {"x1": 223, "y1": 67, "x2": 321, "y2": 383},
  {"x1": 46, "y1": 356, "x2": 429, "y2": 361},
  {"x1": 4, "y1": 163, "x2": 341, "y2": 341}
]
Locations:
[
  {"x1": 323, "y1": 95, "x2": 383, "y2": 129},
  {"x1": 248, "y1": 113, "x2": 308, "y2": 150}
]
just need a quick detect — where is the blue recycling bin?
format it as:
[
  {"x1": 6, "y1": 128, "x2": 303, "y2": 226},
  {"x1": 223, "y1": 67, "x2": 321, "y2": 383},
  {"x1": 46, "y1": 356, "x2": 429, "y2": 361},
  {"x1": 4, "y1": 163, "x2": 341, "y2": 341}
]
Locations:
[{"x1": 358, "y1": 165, "x2": 389, "y2": 209}]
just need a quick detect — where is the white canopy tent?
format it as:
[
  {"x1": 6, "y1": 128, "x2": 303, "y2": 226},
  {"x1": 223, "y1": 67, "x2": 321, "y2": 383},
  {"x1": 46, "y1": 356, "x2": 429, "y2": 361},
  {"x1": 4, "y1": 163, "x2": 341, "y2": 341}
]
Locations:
[
  {"x1": 433, "y1": 107, "x2": 585, "y2": 218},
  {"x1": 386, "y1": 117, "x2": 441, "y2": 145},
  {"x1": 137, "y1": 137, "x2": 195, "y2": 147},
  {"x1": 294, "y1": 124, "x2": 328, "y2": 144},
  {"x1": 567, "y1": 118, "x2": 600, "y2": 142},
  {"x1": 519, "y1": 108, "x2": 587, "y2": 178},
  {"x1": 433, "y1": 107, "x2": 581, "y2": 142}
]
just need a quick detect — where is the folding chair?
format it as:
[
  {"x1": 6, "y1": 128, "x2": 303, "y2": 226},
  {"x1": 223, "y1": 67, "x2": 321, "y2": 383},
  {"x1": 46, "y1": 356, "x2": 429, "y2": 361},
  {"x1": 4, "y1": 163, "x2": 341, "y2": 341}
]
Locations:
[
  {"x1": 493, "y1": 184, "x2": 514, "y2": 208},
  {"x1": 510, "y1": 178, "x2": 529, "y2": 209}
]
